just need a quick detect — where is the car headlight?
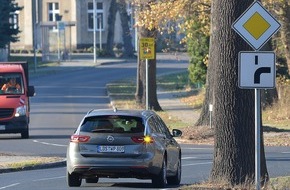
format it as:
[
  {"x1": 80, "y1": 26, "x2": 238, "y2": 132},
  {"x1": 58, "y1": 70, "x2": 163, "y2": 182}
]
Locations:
[{"x1": 15, "y1": 105, "x2": 27, "y2": 117}]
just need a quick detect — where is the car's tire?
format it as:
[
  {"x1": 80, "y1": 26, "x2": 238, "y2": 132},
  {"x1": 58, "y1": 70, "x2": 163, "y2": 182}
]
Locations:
[
  {"x1": 21, "y1": 128, "x2": 29, "y2": 139},
  {"x1": 67, "y1": 172, "x2": 82, "y2": 187},
  {"x1": 167, "y1": 157, "x2": 181, "y2": 185},
  {"x1": 152, "y1": 158, "x2": 167, "y2": 188},
  {"x1": 85, "y1": 177, "x2": 99, "y2": 183}
]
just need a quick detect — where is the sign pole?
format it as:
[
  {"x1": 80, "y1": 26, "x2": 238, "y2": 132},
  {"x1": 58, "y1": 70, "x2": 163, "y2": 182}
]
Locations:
[
  {"x1": 255, "y1": 88, "x2": 261, "y2": 190},
  {"x1": 232, "y1": 2, "x2": 280, "y2": 190},
  {"x1": 139, "y1": 38, "x2": 155, "y2": 110},
  {"x1": 93, "y1": 0, "x2": 97, "y2": 64},
  {"x1": 57, "y1": 26, "x2": 60, "y2": 62},
  {"x1": 146, "y1": 59, "x2": 149, "y2": 110}
]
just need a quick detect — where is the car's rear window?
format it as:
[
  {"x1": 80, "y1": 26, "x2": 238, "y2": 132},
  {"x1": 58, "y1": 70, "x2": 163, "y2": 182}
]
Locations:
[{"x1": 80, "y1": 115, "x2": 144, "y2": 133}]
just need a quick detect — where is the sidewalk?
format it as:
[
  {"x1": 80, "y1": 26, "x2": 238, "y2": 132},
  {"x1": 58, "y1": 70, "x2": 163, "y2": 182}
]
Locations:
[
  {"x1": 0, "y1": 56, "x2": 196, "y2": 173},
  {"x1": 158, "y1": 90, "x2": 198, "y2": 126}
]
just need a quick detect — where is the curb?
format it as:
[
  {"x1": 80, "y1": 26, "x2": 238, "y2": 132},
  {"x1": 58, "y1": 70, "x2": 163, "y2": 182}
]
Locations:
[{"x1": 0, "y1": 159, "x2": 66, "y2": 174}]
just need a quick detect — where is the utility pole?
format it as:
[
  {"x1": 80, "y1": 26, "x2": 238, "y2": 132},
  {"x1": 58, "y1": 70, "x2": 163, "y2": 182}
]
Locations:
[
  {"x1": 98, "y1": 15, "x2": 102, "y2": 50},
  {"x1": 93, "y1": 0, "x2": 97, "y2": 63},
  {"x1": 32, "y1": 0, "x2": 37, "y2": 72}
]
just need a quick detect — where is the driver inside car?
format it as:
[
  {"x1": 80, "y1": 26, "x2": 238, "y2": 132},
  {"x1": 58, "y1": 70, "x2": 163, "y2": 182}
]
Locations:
[{"x1": 1, "y1": 78, "x2": 21, "y2": 92}]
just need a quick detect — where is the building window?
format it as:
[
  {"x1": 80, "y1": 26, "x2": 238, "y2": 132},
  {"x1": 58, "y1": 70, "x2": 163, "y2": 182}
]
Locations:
[
  {"x1": 48, "y1": 2, "x2": 60, "y2": 22},
  {"x1": 88, "y1": 2, "x2": 103, "y2": 31},
  {"x1": 48, "y1": 2, "x2": 60, "y2": 31},
  {"x1": 10, "y1": 11, "x2": 19, "y2": 29}
]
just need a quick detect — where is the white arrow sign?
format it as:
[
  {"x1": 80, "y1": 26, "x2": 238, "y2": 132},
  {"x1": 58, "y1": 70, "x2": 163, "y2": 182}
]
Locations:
[{"x1": 239, "y1": 51, "x2": 276, "y2": 89}]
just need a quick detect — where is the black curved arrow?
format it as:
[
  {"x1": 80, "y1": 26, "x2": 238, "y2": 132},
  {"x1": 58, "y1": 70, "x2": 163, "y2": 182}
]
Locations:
[{"x1": 254, "y1": 67, "x2": 271, "y2": 84}]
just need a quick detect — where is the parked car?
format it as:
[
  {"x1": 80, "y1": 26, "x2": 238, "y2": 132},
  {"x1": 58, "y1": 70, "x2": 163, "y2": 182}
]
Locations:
[{"x1": 66, "y1": 108, "x2": 182, "y2": 188}]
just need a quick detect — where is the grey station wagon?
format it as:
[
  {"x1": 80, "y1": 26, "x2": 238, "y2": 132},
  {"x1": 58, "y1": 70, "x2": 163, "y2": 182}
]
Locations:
[{"x1": 66, "y1": 108, "x2": 182, "y2": 188}]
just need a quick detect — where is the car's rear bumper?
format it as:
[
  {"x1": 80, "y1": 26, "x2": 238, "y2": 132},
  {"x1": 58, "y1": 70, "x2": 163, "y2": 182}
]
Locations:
[
  {"x1": 71, "y1": 165, "x2": 157, "y2": 179},
  {"x1": 67, "y1": 149, "x2": 161, "y2": 179}
]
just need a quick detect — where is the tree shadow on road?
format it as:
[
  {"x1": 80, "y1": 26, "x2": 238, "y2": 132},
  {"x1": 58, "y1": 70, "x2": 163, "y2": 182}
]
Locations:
[{"x1": 263, "y1": 125, "x2": 290, "y2": 132}]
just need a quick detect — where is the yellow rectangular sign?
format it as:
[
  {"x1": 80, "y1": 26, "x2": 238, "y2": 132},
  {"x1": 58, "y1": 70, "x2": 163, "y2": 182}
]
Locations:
[{"x1": 139, "y1": 38, "x2": 155, "y2": 60}]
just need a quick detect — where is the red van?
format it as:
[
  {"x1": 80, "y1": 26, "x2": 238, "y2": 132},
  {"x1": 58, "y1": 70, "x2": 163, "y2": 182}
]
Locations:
[{"x1": 0, "y1": 62, "x2": 35, "y2": 138}]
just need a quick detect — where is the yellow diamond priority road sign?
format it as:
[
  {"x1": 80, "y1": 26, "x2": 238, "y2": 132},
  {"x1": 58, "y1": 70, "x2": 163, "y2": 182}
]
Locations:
[{"x1": 232, "y1": 1, "x2": 281, "y2": 50}]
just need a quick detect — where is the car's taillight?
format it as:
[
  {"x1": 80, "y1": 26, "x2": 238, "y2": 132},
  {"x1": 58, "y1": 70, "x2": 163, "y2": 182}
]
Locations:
[
  {"x1": 70, "y1": 135, "x2": 90, "y2": 143},
  {"x1": 131, "y1": 136, "x2": 154, "y2": 144}
]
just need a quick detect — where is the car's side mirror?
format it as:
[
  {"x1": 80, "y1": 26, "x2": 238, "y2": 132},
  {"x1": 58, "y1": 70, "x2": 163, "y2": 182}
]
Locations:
[
  {"x1": 28, "y1": 86, "x2": 35, "y2": 97},
  {"x1": 172, "y1": 129, "x2": 182, "y2": 137}
]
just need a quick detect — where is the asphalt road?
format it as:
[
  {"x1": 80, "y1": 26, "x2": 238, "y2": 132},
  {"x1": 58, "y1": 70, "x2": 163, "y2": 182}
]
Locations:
[
  {"x1": 0, "y1": 145, "x2": 290, "y2": 190},
  {"x1": 0, "y1": 144, "x2": 213, "y2": 190}
]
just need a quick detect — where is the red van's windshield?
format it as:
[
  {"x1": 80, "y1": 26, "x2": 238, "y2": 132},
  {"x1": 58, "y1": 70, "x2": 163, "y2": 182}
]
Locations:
[{"x1": 0, "y1": 73, "x2": 24, "y2": 95}]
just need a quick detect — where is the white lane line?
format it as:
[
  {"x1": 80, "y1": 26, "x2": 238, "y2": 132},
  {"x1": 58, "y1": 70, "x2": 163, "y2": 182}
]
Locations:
[
  {"x1": 33, "y1": 140, "x2": 67, "y2": 147},
  {"x1": 0, "y1": 183, "x2": 20, "y2": 189},
  {"x1": 282, "y1": 152, "x2": 290, "y2": 154},
  {"x1": 33, "y1": 176, "x2": 65, "y2": 182},
  {"x1": 182, "y1": 162, "x2": 212, "y2": 167},
  {"x1": 182, "y1": 157, "x2": 197, "y2": 160}
]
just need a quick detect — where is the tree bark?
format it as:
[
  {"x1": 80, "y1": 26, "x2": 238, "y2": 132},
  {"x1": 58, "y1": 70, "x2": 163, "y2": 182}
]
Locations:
[
  {"x1": 106, "y1": 0, "x2": 117, "y2": 56},
  {"x1": 279, "y1": 0, "x2": 290, "y2": 75},
  {"x1": 117, "y1": 0, "x2": 135, "y2": 57},
  {"x1": 195, "y1": 58, "x2": 214, "y2": 126},
  {"x1": 209, "y1": 0, "x2": 268, "y2": 186}
]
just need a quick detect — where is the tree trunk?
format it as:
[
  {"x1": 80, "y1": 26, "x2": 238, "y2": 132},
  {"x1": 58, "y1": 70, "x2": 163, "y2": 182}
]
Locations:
[
  {"x1": 209, "y1": 0, "x2": 268, "y2": 186},
  {"x1": 135, "y1": 50, "x2": 144, "y2": 105},
  {"x1": 279, "y1": 0, "x2": 290, "y2": 75},
  {"x1": 260, "y1": 41, "x2": 278, "y2": 108},
  {"x1": 135, "y1": 26, "x2": 161, "y2": 111},
  {"x1": 106, "y1": 0, "x2": 117, "y2": 56},
  {"x1": 117, "y1": 0, "x2": 134, "y2": 57},
  {"x1": 195, "y1": 57, "x2": 214, "y2": 126}
]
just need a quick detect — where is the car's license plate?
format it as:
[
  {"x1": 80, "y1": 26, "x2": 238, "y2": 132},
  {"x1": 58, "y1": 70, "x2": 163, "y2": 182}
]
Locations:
[
  {"x1": 0, "y1": 125, "x2": 5, "y2": 130},
  {"x1": 97, "y1": 146, "x2": 124, "y2": 153}
]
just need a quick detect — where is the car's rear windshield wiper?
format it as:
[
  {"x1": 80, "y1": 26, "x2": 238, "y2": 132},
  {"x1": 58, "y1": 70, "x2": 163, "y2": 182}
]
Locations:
[{"x1": 91, "y1": 128, "x2": 114, "y2": 133}]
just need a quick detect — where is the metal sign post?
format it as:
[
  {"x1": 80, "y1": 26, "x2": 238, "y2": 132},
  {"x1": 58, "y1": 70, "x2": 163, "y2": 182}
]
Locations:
[
  {"x1": 57, "y1": 22, "x2": 65, "y2": 62},
  {"x1": 146, "y1": 59, "x2": 149, "y2": 110},
  {"x1": 93, "y1": 0, "x2": 97, "y2": 64},
  {"x1": 238, "y1": 51, "x2": 276, "y2": 190},
  {"x1": 232, "y1": 1, "x2": 281, "y2": 189},
  {"x1": 255, "y1": 88, "x2": 261, "y2": 190},
  {"x1": 139, "y1": 38, "x2": 155, "y2": 110}
]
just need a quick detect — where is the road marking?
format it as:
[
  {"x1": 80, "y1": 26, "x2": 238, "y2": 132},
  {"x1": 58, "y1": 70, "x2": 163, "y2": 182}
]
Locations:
[
  {"x1": 182, "y1": 157, "x2": 197, "y2": 160},
  {"x1": 282, "y1": 152, "x2": 290, "y2": 154},
  {"x1": 33, "y1": 140, "x2": 67, "y2": 147},
  {"x1": 0, "y1": 183, "x2": 20, "y2": 189},
  {"x1": 182, "y1": 162, "x2": 212, "y2": 167}
]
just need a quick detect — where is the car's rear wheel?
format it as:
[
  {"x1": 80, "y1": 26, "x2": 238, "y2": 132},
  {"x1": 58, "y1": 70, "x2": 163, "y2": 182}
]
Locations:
[
  {"x1": 85, "y1": 176, "x2": 99, "y2": 183},
  {"x1": 67, "y1": 172, "x2": 82, "y2": 187},
  {"x1": 167, "y1": 157, "x2": 181, "y2": 185},
  {"x1": 152, "y1": 158, "x2": 167, "y2": 188}
]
